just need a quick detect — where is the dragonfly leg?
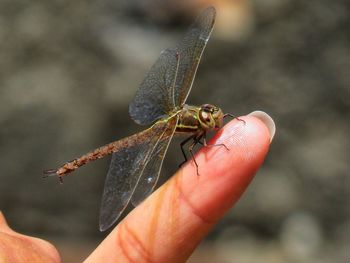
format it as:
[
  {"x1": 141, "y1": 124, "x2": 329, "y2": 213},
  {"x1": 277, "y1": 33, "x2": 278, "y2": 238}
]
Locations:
[
  {"x1": 223, "y1": 113, "x2": 246, "y2": 125},
  {"x1": 198, "y1": 136, "x2": 229, "y2": 151},
  {"x1": 179, "y1": 134, "x2": 196, "y2": 167},
  {"x1": 188, "y1": 133, "x2": 204, "y2": 176},
  {"x1": 179, "y1": 133, "x2": 206, "y2": 175},
  {"x1": 58, "y1": 176, "x2": 64, "y2": 184},
  {"x1": 188, "y1": 142, "x2": 199, "y2": 176}
]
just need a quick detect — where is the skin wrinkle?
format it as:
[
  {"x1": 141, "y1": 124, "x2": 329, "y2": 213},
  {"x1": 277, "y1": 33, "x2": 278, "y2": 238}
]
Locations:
[
  {"x1": 116, "y1": 225, "x2": 135, "y2": 263},
  {"x1": 162, "y1": 172, "x2": 182, "y2": 238},
  {"x1": 119, "y1": 222, "x2": 153, "y2": 263},
  {"x1": 174, "y1": 172, "x2": 215, "y2": 225},
  {"x1": 146, "y1": 173, "x2": 213, "y2": 263},
  {"x1": 144, "y1": 175, "x2": 167, "y2": 258},
  {"x1": 141, "y1": 176, "x2": 183, "y2": 261}
]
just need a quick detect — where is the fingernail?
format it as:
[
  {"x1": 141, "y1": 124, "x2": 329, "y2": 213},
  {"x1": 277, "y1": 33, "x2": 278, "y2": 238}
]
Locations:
[{"x1": 248, "y1": 111, "x2": 276, "y2": 142}]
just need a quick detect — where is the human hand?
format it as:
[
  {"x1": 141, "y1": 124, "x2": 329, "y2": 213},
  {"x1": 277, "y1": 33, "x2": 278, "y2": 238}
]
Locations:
[
  {"x1": 0, "y1": 111, "x2": 275, "y2": 263},
  {"x1": 0, "y1": 212, "x2": 60, "y2": 262}
]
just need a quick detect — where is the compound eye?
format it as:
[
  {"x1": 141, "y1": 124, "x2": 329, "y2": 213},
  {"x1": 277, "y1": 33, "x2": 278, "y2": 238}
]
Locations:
[
  {"x1": 202, "y1": 104, "x2": 213, "y2": 113},
  {"x1": 200, "y1": 111, "x2": 211, "y2": 123}
]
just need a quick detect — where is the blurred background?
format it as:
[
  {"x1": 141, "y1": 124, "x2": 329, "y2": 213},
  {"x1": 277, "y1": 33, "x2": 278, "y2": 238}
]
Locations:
[{"x1": 0, "y1": 0, "x2": 349, "y2": 262}]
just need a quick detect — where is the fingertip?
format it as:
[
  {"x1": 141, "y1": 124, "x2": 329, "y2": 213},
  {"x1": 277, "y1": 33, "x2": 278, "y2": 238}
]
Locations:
[{"x1": 176, "y1": 113, "x2": 272, "y2": 221}]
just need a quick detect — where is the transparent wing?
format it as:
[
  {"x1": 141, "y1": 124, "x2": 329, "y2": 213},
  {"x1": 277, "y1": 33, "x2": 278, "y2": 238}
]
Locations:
[
  {"x1": 174, "y1": 6, "x2": 216, "y2": 106},
  {"x1": 129, "y1": 7, "x2": 216, "y2": 125},
  {"x1": 99, "y1": 117, "x2": 177, "y2": 231},
  {"x1": 131, "y1": 116, "x2": 178, "y2": 206},
  {"x1": 129, "y1": 49, "x2": 179, "y2": 126}
]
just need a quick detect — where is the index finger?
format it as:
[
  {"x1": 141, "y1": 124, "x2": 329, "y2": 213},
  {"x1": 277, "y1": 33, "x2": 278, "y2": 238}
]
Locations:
[{"x1": 85, "y1": 111, "x2": 275, "y2": 263}]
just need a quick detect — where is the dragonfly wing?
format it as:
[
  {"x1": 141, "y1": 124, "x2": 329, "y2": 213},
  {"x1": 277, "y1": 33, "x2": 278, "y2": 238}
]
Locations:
[
  {"x1": 129, "y1": 7, "x2": 216, "y2": 124},
  {"x1": 129, "y1": 49, "x2": 179, "y2": 126},
  {"x1": 131, "y1": 116, "x2": 178, "y2": 206},
  {"x1": 174, "y1": 7, "x2": 216, "y2": 106},
  {"x1": 99, "y1": 118, "x2": 176, "y2": 231}
]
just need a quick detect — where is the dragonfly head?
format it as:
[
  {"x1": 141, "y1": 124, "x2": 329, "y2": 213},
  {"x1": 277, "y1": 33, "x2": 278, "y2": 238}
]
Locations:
[{"x1": 198, "y1": 104, "x2": 224, "y2": 131}]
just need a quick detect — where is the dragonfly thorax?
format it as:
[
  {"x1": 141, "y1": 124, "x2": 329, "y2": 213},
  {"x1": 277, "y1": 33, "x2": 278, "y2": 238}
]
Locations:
[{"x1": 176, "y1": 104, "x2": 224, "y2": 134}]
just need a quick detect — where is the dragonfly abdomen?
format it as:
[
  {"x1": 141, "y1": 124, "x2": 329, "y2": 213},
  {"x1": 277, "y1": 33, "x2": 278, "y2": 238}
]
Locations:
[
  {"x1": 47, "y1": 143, "x2": 116, "y2": 177},
  {"x1": 44, "y1": 140, "x2": 131, "y2": 178},
  {"x1": 43, "y1": 124, "x2": 165, "y2": 179}
]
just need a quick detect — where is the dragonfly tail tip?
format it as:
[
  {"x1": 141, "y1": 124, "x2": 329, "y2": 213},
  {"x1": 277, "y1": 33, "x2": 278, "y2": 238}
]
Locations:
[{"x1": 42, "y1": 169, "x2": 58, "y2": 178}]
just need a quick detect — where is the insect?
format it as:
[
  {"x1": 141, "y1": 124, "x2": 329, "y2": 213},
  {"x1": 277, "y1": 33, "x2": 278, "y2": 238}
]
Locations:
[{"x1": 44, "y1": 6, "x2": 238, "y2": 231}]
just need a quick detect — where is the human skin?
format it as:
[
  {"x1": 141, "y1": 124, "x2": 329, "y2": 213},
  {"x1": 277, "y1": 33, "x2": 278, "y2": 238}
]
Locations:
[{"x1": 0, "y1": 111, "x2": 275, "y2": 263}]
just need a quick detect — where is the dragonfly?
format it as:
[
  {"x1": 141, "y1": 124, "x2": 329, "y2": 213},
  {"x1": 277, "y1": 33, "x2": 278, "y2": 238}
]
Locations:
[{"x1": 44, "y1": 6, "x2": 236, "y2": 231}]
